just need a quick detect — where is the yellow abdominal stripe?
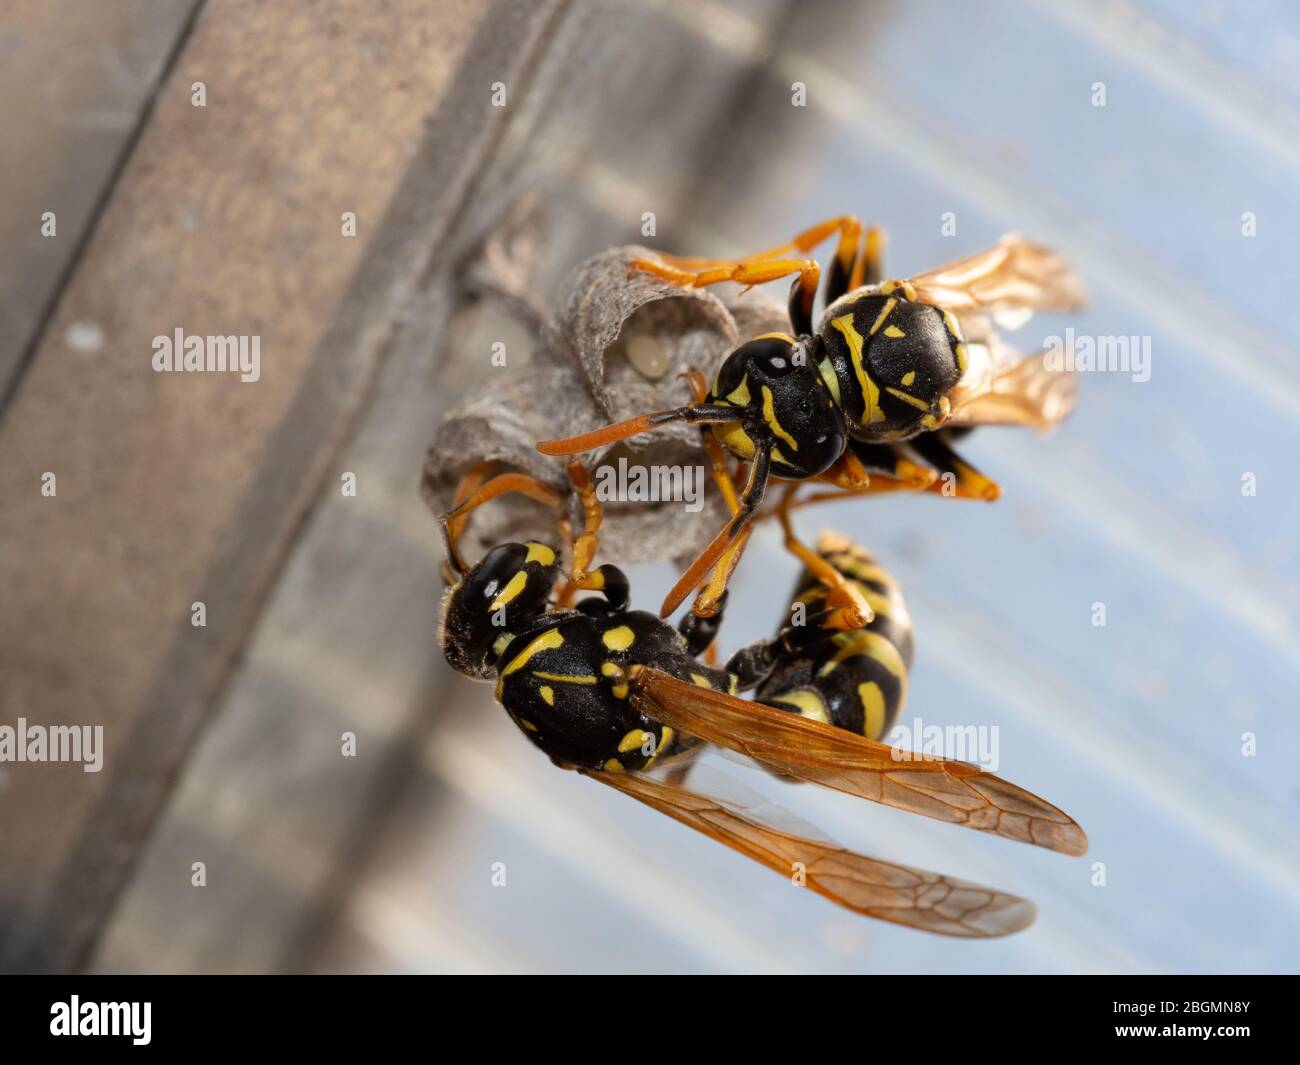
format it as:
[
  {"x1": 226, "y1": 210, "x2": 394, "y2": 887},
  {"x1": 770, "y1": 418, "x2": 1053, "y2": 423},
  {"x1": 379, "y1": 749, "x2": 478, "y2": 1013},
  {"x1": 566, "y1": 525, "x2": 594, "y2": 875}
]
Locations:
[
  {"x1": 770, "y1": 688, "x2": 830, "y2": 725},
  {"x1": 858, "y1": 681, "x2": 886, "y2": 739},
  {"x1": 496, "y1": 628, "x2": 564, "y2": 699},
  {"x1": 828, "y1": 553, "x2": 894, "y2": 589},
  {"x1": 820, "y1": 631, "x2": 906, "y2": 680}
]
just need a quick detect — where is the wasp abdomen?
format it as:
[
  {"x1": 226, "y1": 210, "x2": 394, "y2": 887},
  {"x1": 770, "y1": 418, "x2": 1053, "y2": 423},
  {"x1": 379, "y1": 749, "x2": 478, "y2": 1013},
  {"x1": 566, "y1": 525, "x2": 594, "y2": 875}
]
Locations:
[
  {"x1": 493, "y1": 608, "x2": 725, "y2": 772},
  {"x1": 756, "y1": 533, "x2": 913, "y2": 742}
]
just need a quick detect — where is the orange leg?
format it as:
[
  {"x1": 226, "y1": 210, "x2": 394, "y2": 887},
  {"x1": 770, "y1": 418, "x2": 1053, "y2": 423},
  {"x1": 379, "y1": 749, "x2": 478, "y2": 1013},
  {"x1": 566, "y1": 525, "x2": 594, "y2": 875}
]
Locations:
[
  {"x1": 555, "y1": 461, "x2": 614, "y2": 606},
  {"x1": 439, "y1": 461, "x2": 637, "y2": 612},
  {"x1": 687, "y1": 405, "x2": 755, "y2": 620},
  {"x1": 789, "y1": 454, "x2": 999, "y2": 507},
  {"x1": 689, "y1": 523, "x2": 753, "y2": 618},
  {"x1": 635, "y1": 216, "x2": 881, "y2": 322},
  {"x1": 908, "y1": 433, "x2": 1003, "y2": 502},
  {"x1": 777, "y1": 442, "x2": 941, "y2": 514},
  {"x1": 751, "y1": 440, "x2": 938, "y2": 523},
  {"x1": 630, "y1": 255, "x2": 823, "y2": 333},
  {"x1": 783, "y1": 472, "x2": 996, "y2": 512},
  {"x1": 537, "y1": 402, "x2": 738, "y2": 457},
  {"x1": 774, "y1": 485, "x2": 872, "y2": 630},
  {"x1": 649, "y1": 215, "x2": 863, "y2": 283},
  {"x1": 661, "y1": 444, "x2": 772, "y2": 619},
  {"x1": 681, "y1": 368, "x2": 742, "y2": 515},
  {"x1": 815, "y1": 449, "x2": 873, "y2": 491},
  {"x1": 439, "y1": 468, "x2": 564, "y2": 577},
  {"x1": 444, "y1": 460, "x2": 497, "y2": 553},
  {"x1": 849, "y1": 225, "x2": 886, "y2": 291},
  {"x1": 783, "y1": 480, "x2": 930, "y2": 511}
]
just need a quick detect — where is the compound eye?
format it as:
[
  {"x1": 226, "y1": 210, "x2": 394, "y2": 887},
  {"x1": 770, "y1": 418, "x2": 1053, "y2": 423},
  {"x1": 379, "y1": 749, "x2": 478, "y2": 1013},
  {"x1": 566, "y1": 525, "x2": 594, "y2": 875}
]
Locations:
[{"x1": 461, "y1": 543, "x2": 527, "y2": 612}]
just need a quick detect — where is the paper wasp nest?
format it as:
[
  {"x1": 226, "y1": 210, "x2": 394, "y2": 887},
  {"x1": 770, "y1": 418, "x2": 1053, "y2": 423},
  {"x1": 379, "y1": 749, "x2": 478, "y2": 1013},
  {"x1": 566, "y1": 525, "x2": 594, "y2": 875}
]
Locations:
[{"x1": 422, "y1": 214, "x2": 789, "y2": 567}]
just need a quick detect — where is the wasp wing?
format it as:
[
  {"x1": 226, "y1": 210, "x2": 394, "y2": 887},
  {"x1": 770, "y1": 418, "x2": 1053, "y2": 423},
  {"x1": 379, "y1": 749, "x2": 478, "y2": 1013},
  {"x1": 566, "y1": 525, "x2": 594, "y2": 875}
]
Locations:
[
  {"x1": 945, "y1": 335, "x2": 1078, "y2": 430},
  {"x1": 908, "y1": 233, "x2": 1085, "y2": 316},
  {"x1": 588, "y1": 761, "x2": 1036, "y2": 937},
  {"x1": 628, "y1": 667, "x2": 1087, "y2": 856}
]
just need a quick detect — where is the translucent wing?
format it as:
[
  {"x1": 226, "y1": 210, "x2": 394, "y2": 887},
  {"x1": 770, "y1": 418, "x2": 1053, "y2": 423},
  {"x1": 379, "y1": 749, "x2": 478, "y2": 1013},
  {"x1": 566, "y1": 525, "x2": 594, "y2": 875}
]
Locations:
[
  {"x1": 588, "y1": 761, "x2": 1036, "y2": 937},
  {"x1": 946, "y1": 335, "x2": 1078, "y2": 430},
  {"x1": 908, "y1": 233, "x2": 1085, "y2": 315},
  {"x1": 628, "y1": 667, "x2": 1088, "y2": 856}
]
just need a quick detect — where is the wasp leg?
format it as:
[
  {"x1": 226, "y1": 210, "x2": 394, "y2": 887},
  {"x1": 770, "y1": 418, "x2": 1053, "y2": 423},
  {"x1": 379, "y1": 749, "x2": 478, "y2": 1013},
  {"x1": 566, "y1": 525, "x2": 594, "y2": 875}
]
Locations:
[
  {"x1": 680, "y1": 368, "x2": 743, "y2": 516},
  {"x1": 691, "y1": 523, "x2": 754, "y2": 619},
  {"x1": 676, "y1": 371, "x2": 744, "y2": 657},
  {"x1": 774, "y1": 485, "x2": 872, "y2": 630},
  {"x1": 661, "y1": 441, "x2": 772, "y2": 619},
  {"x1": 726, "y1": 637, "x2": 780, "y2": 691},
  {"x1": 681, "y1": 366, "x2": 709, "y2": 404},
  {"x1": 630, "y1": 255, "x2": 823, "y2": 337},
  {"x1": 637, "y1": 215, "x2": 888, "y2": 334},
  {"x1": 555, "y1": 461, "x2": 630, "y2": 610},
  {"x1": 648, "y1": 214, "x2": 864, "y2": 278},
  {"x1": 908, "y1": 431, "x2": 1002, "y2": 502},
  {"x1": 850, "y1": 226, "x2": 886, "y2": 292},
  {"x1": 439, "y1": 466, "x2": 564, "y2": 578},
  {"x1": 726, "y1": 603, "x2": 844, "y2": 691},
  {"x1": 849, "y1": 442, "x2": 940, "y2": 491},
  {"x1": 784, "y1": 434, "x2": 1000, "y2": 511},
  {"x1": 679, "y1": 590, "x2": 728, "y2": 657},
  {"x1": 536, "y1": 402, "x2": 737, "y2": 456},
  {"x1": 677, "y1": 390, "x2": 755, "y2": 622},
  {"x1": 434, "y1": 459, "x2": 497, "y2": 577},
  {"x1": 780, "y1": 443, "x2": 937, "y2": 513},
  {"x1": 813, "y1": 448, "x2": 873, "y2": 491},
  {"x1": 825, "y1": 224, "x2": 887, "y2": 304}
]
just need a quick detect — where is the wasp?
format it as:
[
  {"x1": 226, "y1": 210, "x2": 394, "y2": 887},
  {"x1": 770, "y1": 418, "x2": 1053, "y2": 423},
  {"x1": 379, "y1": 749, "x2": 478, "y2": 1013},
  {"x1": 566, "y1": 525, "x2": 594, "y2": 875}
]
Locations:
[
  {"x1": 437, "y1": 460, "x2": 1086, "y2": 937},
  {"x1": 536, "y1": 217, "x2": 1084, "y2": 620}
]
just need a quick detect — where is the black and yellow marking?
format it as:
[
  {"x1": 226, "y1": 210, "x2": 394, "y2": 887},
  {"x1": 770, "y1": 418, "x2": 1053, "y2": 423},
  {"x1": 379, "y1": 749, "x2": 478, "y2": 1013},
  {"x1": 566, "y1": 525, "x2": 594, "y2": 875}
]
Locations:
[
  {"x1": 757, "y1": 534, "x2": 913, "y2": 742},
  {"x1": 819, "y1": 285, "x2": 967, "y2": 442},
  {"x1": 488, "y1": 602, "x2": 722, "y2": 772}
]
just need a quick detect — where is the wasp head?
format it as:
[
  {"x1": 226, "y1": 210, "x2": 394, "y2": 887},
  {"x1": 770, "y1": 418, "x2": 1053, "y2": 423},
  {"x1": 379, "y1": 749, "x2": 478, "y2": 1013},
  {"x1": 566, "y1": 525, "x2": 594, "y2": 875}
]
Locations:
[
  {"x1": 441, "y1": 541, "x2": 560, "y2": 679},
  {"x1": 708, "y1": 334, "x2": 848, "y2": 479}
]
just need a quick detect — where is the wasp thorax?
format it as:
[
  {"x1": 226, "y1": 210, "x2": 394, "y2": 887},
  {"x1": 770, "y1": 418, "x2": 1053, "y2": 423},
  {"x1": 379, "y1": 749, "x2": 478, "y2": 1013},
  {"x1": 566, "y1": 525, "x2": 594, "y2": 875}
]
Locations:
[
  {"x1": 442, "y1": 541, "x2": 560, "y2": 679},
  {"x1": 710, "y1": 335, "x2": 848, "y2": 479},
  {"x1": 822, "y1": 295, "x2": 964, "y2": 442}
]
